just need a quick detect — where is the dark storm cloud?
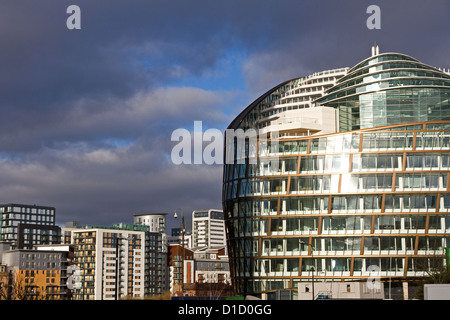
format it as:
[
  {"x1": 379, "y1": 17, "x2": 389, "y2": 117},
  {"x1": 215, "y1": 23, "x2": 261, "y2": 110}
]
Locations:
[
  {"x1": 0, "y1": 0, "x2": 449, "y2": 226},
  {"x1": 240, "y1": 0, "x2": 450, "y2": 95}
]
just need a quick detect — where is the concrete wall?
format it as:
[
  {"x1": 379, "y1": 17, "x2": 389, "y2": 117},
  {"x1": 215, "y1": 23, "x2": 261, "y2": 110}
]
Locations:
[
  {"x1": 424, "y1": 284, "x2": 450, "y2": 300},
  {"x1": 298, "y1": 281, "x2": 385, "y2": 300}
]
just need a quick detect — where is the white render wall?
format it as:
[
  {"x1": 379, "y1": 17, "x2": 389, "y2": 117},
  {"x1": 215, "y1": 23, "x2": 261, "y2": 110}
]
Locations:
[
  {"x1": 133, "y1": 213, "x2": 166, "y2": 233},
  {"x1": 192, "y1": 210, "x2": 226, "y2": 248},
  {"x1": 259, "y1": 106, "x2": 339, "y2": 137},
  {"x1": 298, "y1": 281, "x2": 384, "y2": 300}
]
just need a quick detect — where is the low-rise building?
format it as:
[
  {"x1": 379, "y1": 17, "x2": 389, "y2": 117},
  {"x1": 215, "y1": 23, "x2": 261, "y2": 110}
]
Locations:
[
  {"x1": 168, "y1": 245, "x2": 233, "y2": 298},
  {"x1": 168, "y1": 244, "x2": 193, "y2": 297},
  {"x1": 1, "y1": 244, "x2": 73, "y2": 300},
  {"x1": 297, "y1": 281, "x2": 385, "y2": 300}
]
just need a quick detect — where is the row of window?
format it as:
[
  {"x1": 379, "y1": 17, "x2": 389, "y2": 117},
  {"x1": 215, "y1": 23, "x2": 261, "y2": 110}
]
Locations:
[
  {"x1": 252, "y1": 130, "x2": 450, "y2": 159},
  {"x1": 227, "y1": 194, "x2": 450, "y2": 218},
  {"x1": 327, "y1": 56, "x2": 444, "y2": 95},
  {"x1": 250, "y1": 256, "x2": 444, "y2": 275},
  {"x1": 21, "y1": 261, "x2": 61, "y2": 269},
  {"x1": 241, "y1": 214, "x2": 450, "y2": 237},
  {"x1": 227, "y1": 177, "x2": 449, "y2": 200},
  {"x1": 268, "y1": 214, "x2": 450, "y2": 234},
  {"x1": 225, "y1": 154, "x2": 450, "y2": 185},
  {"x1": 0, "y1": 206, "x2": 55, "y2": 215},
  {"x1": 259, "y1": 236, "x2": 449, "y2": 256}
]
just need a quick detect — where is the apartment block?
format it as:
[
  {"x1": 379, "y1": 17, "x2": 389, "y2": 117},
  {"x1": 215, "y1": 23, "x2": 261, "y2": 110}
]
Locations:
[
  {"x1": 192, "y1": 209, "x2": 226, "y2": 248},
  {"x1": 1, "y1": 244, "x2": 73, "y2": 300},
  {"x1": 168, "y1": 244, "x2": 232, "y2": 298},
  {"x1": 63, "y1": 225, "x2": 146, "y2": 300},
  {"x1": 0, "y1": 204, "x2": 61, "y2": 249}
]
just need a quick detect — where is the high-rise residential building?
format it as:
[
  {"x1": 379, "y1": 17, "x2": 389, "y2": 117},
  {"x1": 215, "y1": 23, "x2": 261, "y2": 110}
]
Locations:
[
  {"x1": 63, "y1": 221, "x2": 170, "y2": 299},
  {"x1": 133, "y1": 213, "x2": 167, "y2": 233},
  {"x1": 62, "y1": 224, "x2": 146, "y2": 300},
  {"x1": 192, "y1": 209, "x2": 226, "y2": 248},
  {"x1": 133, "y1": 213, "x2": 169, "y2": 296},
  {"x1": 223, "y1": 47, "x2": 450, "y2": 299},
  {"x1": 0, "y1": 204, "x2": 61, "y2": 249}
]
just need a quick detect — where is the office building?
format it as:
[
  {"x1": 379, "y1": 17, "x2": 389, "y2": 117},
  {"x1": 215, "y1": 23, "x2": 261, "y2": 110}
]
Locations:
[
  {"x1": 192, "y1": 209, "x2": 226, "y2": 248},
  {"x1": 223, "y1": 47, "x2": 450, "y2": 299}
]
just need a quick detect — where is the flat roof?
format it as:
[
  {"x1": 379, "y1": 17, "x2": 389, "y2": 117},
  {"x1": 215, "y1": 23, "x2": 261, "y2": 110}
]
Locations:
[
  {"x1": 0, "y1": 203, "x2": 55, "y2": 209},
  {"x1": 133, "y1": 213, "x2": 168, "y2": 216}
]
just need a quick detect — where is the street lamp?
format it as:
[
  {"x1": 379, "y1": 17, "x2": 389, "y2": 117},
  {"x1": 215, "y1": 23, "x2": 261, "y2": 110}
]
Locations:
[
  {"x1": 174, "y1": 208, "x2": 185, "y2": 298},
  {"x1": 300, "y1": 240, "x2": 315, "y2": 300},
  {"x1": 115, "y1": 235, "x2": 133, "y2": 300}
]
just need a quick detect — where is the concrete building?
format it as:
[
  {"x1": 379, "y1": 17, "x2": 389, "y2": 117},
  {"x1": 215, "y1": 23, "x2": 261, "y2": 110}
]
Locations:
[
  {"x1": 223, "y1": 47, "x2": 450, "y2": 299},
  {"x1": 424, "y1": 284, "x2": 450, "y2": 300},
  {"x1": 297, "y1": 281, "x2": 384, "y2": 300}
]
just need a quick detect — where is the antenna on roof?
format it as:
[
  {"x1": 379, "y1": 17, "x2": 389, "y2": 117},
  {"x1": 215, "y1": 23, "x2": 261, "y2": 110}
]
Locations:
[{"x1": 371, "y1": 43, "x2": 380, "y2": 56}]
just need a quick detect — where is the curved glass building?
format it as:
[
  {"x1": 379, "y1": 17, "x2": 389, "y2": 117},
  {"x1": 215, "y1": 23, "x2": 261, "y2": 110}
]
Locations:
[{"x1": 222, "y1": 47, "x2": 450, "y2": 299}]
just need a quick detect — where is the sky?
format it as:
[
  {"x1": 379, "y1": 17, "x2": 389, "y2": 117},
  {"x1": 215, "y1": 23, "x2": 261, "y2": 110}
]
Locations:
[{"x1": 1, "y1": 0, "x2": 449, "y2": 230}]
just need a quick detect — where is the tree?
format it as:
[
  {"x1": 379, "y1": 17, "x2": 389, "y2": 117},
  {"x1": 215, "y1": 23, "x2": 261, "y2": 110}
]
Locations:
[
  {"x1": 6, "y1": 272, "x2": 47, "y2": 300},
  {"x1": 414, "y1": 256, "x2": 450, "y2": 300}
]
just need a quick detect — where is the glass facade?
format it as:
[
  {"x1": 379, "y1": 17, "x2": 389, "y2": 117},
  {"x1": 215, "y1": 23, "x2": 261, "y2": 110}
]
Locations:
[
  {"x1": 315, "y1": 53, "x2": 450, "y2": 131},
  {"x1": 223, "y1": 50, "x2": 450, "y2": 299}
]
